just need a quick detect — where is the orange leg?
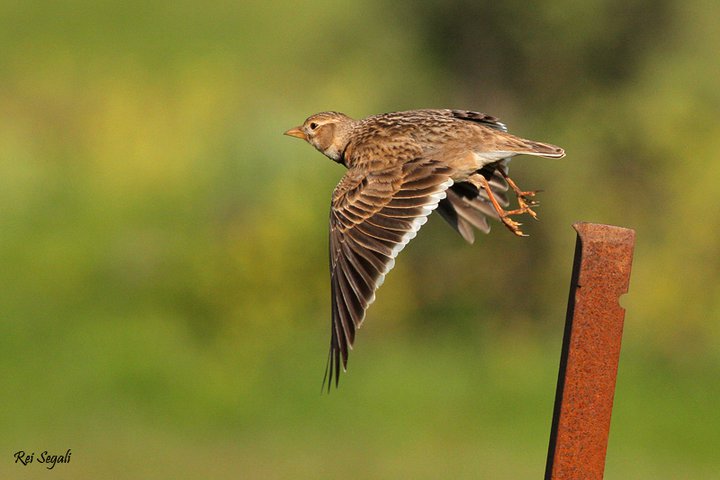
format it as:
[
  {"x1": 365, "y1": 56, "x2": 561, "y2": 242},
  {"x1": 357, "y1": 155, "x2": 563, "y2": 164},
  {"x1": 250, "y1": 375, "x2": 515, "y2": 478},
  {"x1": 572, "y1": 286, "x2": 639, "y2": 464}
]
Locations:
[
  {"x1": 497, "y1": 169, "x2": 540, "y2": 219},
  {"x1": 475, "y1": 175, "x2": 528, "y2": 237}
]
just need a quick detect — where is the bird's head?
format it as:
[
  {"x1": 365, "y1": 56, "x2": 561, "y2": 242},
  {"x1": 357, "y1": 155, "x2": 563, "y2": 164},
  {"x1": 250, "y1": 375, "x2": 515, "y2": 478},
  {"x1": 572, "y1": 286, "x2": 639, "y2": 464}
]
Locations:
[{"x1": 284, "y1": 111, "x2": 354, "y2": 162}]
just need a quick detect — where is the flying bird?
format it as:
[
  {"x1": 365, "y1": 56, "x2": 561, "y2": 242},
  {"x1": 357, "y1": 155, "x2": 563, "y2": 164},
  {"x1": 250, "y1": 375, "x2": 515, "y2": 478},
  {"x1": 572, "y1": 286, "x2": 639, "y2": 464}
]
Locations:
[{"x1": 284, "y1": 109, "x2": 565, "y2": 389}]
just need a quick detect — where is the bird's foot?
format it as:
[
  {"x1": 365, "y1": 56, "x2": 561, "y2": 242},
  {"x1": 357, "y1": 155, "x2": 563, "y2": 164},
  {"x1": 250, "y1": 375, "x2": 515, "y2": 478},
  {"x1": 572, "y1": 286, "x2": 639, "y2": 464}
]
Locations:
[
  {"x1": 474, "y1": 173, "x2": 536, "y2": 237},
  {"x1": 498, "y1": 213, "x2": 528, "y2": 237},
  {"x1": 497, "y1": 170, "x2": 541, "y2": 221},
  {"x1": 504, "y1": 193, "x2": 539, "y2": 220}
]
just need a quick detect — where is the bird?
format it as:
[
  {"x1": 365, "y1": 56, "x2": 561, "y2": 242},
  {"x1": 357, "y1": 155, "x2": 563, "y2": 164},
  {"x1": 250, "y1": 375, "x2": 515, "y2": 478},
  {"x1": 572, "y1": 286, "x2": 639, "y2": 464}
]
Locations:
[{"x1": 284, "y1": 109, "x2": 565, "y2": 390}]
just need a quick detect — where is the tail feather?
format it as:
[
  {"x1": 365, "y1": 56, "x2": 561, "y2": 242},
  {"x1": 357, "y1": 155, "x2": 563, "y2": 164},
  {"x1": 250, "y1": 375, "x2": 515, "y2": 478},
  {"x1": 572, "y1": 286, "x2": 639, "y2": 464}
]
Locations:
[
  {"x1": 521, "y1": 140, "x2": 565, "y2": 158},
  {"x1": 492, "y1": 130, "x2": 565, "y2": 159}
]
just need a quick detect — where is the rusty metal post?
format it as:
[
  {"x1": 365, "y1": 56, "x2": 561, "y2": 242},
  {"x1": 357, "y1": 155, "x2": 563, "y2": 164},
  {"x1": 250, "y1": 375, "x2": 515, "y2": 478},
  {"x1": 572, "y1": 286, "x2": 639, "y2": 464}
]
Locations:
[{"x1": 545, "y1": 222, "x2": 636, "y2": 480}]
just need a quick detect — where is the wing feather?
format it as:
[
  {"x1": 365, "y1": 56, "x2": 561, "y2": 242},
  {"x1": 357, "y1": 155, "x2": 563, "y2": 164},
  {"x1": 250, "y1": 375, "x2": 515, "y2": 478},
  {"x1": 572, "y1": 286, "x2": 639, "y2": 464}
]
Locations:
[
  {"x1": 324, "y1": 158, "x2": 454, "y2": 389},
  {"x1": 436, "y1": 161, "x2": 514, "y2": 243}
]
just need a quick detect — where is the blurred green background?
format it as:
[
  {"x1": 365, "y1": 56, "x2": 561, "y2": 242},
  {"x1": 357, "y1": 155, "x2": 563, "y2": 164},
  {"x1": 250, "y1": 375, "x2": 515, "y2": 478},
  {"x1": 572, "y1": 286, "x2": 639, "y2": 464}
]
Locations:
[{"x1": 2, "y1": 1, "x2": 719, "y2": 478}]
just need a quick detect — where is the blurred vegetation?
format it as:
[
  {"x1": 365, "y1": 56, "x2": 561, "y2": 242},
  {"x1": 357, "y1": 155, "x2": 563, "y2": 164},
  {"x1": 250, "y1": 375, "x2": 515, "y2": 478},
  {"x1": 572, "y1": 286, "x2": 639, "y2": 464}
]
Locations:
[{"x1": 1, "y1": 1, "x2": 719, "y2": 478}]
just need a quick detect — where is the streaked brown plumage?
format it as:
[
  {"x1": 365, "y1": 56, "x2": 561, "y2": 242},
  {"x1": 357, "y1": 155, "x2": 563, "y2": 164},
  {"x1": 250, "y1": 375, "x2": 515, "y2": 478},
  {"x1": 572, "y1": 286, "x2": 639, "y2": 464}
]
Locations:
[{"x1": 284, "y1": 109, "x2": 565, "y2": 389}]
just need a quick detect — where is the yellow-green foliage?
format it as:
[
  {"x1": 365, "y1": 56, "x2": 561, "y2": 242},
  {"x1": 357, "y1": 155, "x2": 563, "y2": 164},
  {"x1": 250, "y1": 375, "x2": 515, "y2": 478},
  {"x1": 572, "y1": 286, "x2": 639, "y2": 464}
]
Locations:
[{"x1": 1, "y1": 1, "x2": 718, "y2": 478}]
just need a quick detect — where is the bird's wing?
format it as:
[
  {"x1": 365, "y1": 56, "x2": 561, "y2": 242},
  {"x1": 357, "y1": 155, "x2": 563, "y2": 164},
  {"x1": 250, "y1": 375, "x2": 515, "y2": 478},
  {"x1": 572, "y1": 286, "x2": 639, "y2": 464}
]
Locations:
[
  {"x1": 324, "y1": 158, "x2": 454, "y2": 389},
  {"x1": 436, "y1": 162, "x2": 510, "y2": 243},
  {"x1": 448, "y1": 109, "x2": 508, "y2": 132}
]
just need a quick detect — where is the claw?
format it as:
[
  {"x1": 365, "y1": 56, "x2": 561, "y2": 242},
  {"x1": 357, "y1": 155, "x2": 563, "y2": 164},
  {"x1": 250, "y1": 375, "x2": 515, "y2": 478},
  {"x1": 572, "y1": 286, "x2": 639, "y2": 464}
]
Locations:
[
  {"x1": 517, "y1": 197, "x2": 539, "y2": 219},
  {"x1": 474, "y1": 173, "x2": 541, "y2": 237},
  {"x1": 496, "y1": 170, "x2": 542, "y2": 223},
  {"x1": 500, "y1": 214, "x2": 527, "y2": 236}
]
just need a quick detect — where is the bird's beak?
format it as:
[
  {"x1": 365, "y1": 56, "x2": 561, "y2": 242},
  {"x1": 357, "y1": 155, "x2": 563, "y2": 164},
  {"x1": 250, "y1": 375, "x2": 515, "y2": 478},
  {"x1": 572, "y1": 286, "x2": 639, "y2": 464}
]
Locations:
[{"x1": 284, "y1": 126, "x2": 306, "y2": 140}]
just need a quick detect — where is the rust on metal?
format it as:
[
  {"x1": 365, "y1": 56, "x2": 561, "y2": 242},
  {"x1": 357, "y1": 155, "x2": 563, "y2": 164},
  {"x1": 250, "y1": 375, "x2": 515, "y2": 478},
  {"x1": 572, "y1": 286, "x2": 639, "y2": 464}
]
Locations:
[{"x1": 545, "y1": 222, "x2": 636, "y2": 480}]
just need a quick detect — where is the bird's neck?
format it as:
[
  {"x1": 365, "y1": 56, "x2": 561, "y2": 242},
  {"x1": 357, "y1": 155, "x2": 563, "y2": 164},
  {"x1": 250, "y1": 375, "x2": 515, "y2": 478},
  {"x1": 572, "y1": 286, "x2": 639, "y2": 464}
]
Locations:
[{"x1": 322, "y1": 122, "x2": 356, "y2": 167}]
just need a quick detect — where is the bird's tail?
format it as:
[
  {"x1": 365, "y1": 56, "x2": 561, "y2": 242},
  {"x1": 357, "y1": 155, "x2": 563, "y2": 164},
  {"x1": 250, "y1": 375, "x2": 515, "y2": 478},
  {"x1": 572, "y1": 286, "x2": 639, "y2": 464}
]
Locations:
[
  {"x1": 490, "y1": 128, "x2": 566, "y2": 159},
  {"x1": 518, "y1": 139, "x2": 565, "y2": 158}
]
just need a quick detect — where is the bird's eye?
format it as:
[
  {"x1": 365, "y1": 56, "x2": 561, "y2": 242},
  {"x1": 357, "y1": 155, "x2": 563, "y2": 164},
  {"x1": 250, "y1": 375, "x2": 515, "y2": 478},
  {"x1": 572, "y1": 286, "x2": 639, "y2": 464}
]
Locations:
[{"x1": 309, "y1": 122, "x2": 318, "y2": 130}]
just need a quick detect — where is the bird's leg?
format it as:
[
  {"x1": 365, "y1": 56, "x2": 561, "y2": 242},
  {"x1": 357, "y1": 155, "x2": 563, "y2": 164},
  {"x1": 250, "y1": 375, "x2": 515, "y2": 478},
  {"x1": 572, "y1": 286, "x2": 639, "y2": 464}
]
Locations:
[
  {"x1": 473, "y1": 175, "x2": 527, "y2": 237},
  {"x1": 497, "y1": 168, "x2": 540, "y2": 220}
]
